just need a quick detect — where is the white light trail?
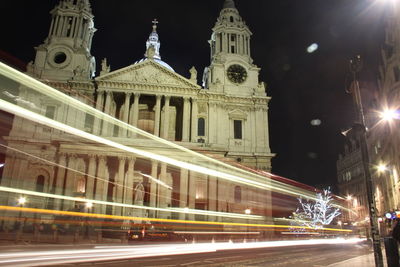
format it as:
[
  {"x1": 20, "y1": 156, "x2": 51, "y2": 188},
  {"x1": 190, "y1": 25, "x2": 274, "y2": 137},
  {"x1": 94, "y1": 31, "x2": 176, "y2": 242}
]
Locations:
[
  {"x1": 0, "y1": 98, "x2": 322, "y2": 203},
  {"x1": 0, "y1": 61, "x2": 322, "y2": 202},
  {"x1": 0, "y1": 186, "x2": 263, "y2": 220},
  {"x1": 0, "y1": 238, "x2": 366, "y2": 267},
  {"x1": 140, "y1": 172, "x2": 172, "y2": 190}
]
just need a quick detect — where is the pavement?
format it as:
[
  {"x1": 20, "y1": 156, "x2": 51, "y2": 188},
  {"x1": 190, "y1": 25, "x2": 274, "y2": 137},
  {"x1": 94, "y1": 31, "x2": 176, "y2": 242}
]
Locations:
[{"x1": 328, "y1": 252, "x2": 388, "y2": 267}]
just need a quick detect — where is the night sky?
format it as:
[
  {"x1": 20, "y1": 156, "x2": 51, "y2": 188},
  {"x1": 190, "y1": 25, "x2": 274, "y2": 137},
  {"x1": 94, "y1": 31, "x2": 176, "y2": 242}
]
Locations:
[{"x1": 0, "y1": 0, "x2": 389, "y2": 191}]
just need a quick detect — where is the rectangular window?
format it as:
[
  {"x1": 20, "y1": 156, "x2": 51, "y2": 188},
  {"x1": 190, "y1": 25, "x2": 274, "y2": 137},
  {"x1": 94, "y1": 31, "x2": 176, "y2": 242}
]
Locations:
[
  {"x1": 45, "y1": 106, "x2": 56, "y2": 119},
  {"x1": 394, "y1": 66, "x2": 400, "y2": 82},
  {"x1": 198, "y1": 118, "x2": 205, "y2": 136},
  {"x1": 234, "y1": 120, "x2": 242, "y2": 139}
]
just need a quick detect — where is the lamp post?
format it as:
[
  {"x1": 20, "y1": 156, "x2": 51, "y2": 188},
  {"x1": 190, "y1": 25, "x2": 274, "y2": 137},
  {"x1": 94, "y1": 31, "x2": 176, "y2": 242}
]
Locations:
[
  {"x1": 15, "y1": 197, "x2": 26, "y2": 228},
  {"x1": 348, "y1": 55, "x2": 384, "y2": 266},
  {"x1": 245, "y1": 208, "x2": 251, "y2": 240},
  {"x1": 85, "y1": 202, "x2": 93, "y2": 239}
]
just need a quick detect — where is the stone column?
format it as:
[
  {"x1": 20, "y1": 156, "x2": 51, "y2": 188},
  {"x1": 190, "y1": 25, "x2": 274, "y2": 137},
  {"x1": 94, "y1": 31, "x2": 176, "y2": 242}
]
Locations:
[
  {"x1": 94, "y1": 156, "x2": 107, "y2": 213},
  {"x1": 179, "y1": 168, "x2": 189, "y2": 220},
  {"x1": 54, "y1": 153, "x2": 67, "y2": 210},
  {"x1": 132, "y1": 93, "x2": 140, "y2": 127},
  {"x1": 162, "y1": 96, "x2": 170, "y2": 139},
  {"x1": 251, "y1": 107, "x2": 257, "y2": 153},
  {"x1": 153, "y1": 95, "x2": 162, "y2": 136},
  {"x1": 209, "y1": 102, "x2": 217, "y2": 144},
  {"x1": 159, "y1": 163, "x2": 168, "y2": 208},
  {"x1": 188, "y1": 171, "x2": 196, "y2": 220},
  {"x1": 103, "y1": 91, "x2": 112, "y2": 136},
  {"x1": 190, "y1": 98, "x2": 198, "y2": 142},
  {"x1": 182, "y1": 97, "x2": 190, "y2": 142},
  {"x1": 64, "y1": 154, "x2": 77, "y2": 210},
  {"x1": 123, "y1": 93, "x2": 131, "y2": 137},
  {"x1": 124, "y1": 157, "x2": 136, "y2": 209},
  {"x1": 208, "y1": 176, "x2": 217, "y2": 221},
  {"x1": 86, "y1": 154, "x2": 97, "y2": 200},
  {"x1": 149, "y1": 160, "x2": 158, "y2": 218},
  {"x1": 114, "y1": 157, "x2": 126, "y2": 215}
]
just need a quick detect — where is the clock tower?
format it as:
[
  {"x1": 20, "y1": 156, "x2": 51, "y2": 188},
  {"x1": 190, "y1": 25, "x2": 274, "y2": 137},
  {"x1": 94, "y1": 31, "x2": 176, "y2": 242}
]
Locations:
[
  {"x1": 203, "y1": 0, "x2": 265, "y2": 97},
  {"x1": 28, "y1": 0, "x2": 96, "y2": 81}
]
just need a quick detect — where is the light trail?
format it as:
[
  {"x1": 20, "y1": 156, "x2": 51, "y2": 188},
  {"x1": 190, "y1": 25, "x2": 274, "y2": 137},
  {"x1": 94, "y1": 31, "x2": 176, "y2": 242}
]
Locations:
[
  {"x1": 0, "y1": 186, "x2": 262, "y2": 220},
  {"x1": 0, "y1": 238, "x2": 366, "y2": 267},
  {"x1": 139, "y1": 172, "x2": 172, "y2": 190},
  {"x1": 0, "y1": 97, "x2": 338, "y2": 205},
  {"x1": 0, "y1": 205, "x2": 352, "y2": 233},
  {"x1": 0, "y1": 61, "x2": 325, "y2": 202}
]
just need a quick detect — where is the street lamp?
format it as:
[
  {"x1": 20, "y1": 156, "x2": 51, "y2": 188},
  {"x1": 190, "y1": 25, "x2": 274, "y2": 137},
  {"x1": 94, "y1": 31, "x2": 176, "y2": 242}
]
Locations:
[
  {"x1": 245, "y1": 209, "x2": 251, "y2": 240},
  {"x1": 84, "y1": 202, "x2": 93, "y2": 239},
  {"x1": 347, "y1": 55, "x2": 384, "y2": 267},
  {"x1": 15, "y1": 196, "x2": 27, "y2": 240}
]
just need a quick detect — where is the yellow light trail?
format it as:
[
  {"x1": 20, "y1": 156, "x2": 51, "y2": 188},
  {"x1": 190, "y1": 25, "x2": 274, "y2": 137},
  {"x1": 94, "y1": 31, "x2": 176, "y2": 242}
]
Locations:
[
  {"x1": 0, "y1": 205, "x2": 352, "y2": 233},
  {"x1": 0, "y1": 186, "x2": 263, "y2": 220}
]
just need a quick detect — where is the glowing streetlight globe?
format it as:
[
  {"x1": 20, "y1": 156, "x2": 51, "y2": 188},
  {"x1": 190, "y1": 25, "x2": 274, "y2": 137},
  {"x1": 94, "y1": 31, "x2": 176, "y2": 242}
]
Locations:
[
  {"x1": 377, "y1": 164, "x2": 388, "y2": 173},
  {"x1": 380, "y1": 109, "x2": 398, "y2": 122},
  {"x1": 17, "y1": 196, "x2": 26, "y2": 205},
  {"x1": 245, "y1": 208, "x2": 251, "y2": 215}
]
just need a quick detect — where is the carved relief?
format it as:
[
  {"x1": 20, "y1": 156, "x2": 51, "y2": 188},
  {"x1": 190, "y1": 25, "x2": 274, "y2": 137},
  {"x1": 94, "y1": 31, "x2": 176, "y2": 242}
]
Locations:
[{"x1": 198, "y1": 102, "x2": 208, "y2": 114}]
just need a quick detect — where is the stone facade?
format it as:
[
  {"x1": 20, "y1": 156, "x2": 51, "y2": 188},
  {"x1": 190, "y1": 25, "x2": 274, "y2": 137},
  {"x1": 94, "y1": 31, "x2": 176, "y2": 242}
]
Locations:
[{"x1": 1, "y1": 0, "x2": 274, "y2": 222}]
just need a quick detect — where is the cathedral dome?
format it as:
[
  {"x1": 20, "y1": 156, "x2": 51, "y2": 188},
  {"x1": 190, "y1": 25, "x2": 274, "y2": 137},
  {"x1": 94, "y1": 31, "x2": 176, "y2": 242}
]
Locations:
[
  {"x1": 134, "y1": 58, "x2": 175, "y2": 72},
  {"x1": 134, "y1": 19, "x2": 175, "y2": 72}
]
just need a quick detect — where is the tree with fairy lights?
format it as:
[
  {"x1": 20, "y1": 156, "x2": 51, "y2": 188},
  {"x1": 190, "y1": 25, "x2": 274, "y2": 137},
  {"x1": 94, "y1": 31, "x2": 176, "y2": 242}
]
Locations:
[{"x1": 291, "y1": 188, "x2": 341, "y2": 229}]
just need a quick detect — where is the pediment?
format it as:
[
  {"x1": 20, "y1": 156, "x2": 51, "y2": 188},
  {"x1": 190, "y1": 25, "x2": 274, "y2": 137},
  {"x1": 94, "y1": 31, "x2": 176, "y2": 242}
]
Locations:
[
  {"x1": 96, "y1": 60, "x2": 200, "y2": 89},
  {"x1": 228, "y1": 109, "x2": 248, "y2": 120}
]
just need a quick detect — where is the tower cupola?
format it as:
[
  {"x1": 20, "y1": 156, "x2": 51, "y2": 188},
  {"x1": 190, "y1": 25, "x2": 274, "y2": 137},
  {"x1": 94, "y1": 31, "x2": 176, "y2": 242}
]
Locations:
[
  {"x1": 145, "y1": 19, "x2": 161, "y2": 60},
  {"x1": 29, "y1": 0, "x2": 96, "y2": 81},
  {"x1": 209, "y1": 0, "x2": 252, "y2": 62}
]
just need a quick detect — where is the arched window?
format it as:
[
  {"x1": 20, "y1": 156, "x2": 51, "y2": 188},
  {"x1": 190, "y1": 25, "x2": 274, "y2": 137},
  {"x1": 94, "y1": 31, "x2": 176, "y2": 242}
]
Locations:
[
  {"x1": 36, "y1": 175, "x2": 45, "y2": 193},
  {"x1": 230, "y1": 16, "x2": 234, "y2": 23},
  {"x1": 76, "y1": 177, "x2": 86, "y2": 193},
  {"x1": 198, "y1": 118, "x2": 205, "y2": 136},
  {"x1": 234, "y1": 186, "x2": 241, "y2": 203}
]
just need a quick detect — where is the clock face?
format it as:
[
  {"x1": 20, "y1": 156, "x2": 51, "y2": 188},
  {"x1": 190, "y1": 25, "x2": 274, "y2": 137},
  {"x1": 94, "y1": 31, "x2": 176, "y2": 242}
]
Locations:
[{"x1": 227, "y1": 64, "x2": 247, "y2": 84}]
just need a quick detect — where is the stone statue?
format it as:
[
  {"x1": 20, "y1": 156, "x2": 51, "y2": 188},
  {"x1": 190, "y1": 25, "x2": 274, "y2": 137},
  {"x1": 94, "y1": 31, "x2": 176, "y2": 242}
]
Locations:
[
  {"x1": 100, "y1": 58, "x2": 110, "y2": 76},
  {"x1": 146, "y1": 46, "x2": 156, "y2": 59},
  {"x1": 189, "y1": 66, "x2": 198, "y2": 84}
]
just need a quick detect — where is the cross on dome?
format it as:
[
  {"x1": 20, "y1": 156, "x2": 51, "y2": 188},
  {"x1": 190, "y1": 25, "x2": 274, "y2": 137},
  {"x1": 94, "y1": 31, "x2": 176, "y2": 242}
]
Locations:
[
  {"x1": 152, "y1": 18, "x2": 158, "y2": 32},
  {"x1": 223, "y1": 0, "x2": 236, "y2": 9}
]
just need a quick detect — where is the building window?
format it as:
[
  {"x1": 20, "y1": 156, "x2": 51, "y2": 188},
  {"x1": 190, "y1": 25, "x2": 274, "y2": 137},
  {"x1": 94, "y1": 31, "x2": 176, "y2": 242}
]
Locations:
[
  {"x1": 234, "y1": 120, "x2": 242, "y2": 139},
  {"x1": 45, "y1": 106, "x2": 56, "y2": 119},
  {"x1": 230, "y1": 16, "x2": 234, "y2": 23},
  {"x1": 234, "y1": 186, "x2": 241, "y2": 203},
  {"x1": 36, "y1": 175, "x2": 45, "y2": 193},
  {"x1": 198, "y1": 118, "x2": 205, "y2": 136},
  {"x1": 76, "y1": 177, "x2": 86, "y2": 193},
  {"x1": 394, "y1": 66, "x2": 400, "y2": 82}
]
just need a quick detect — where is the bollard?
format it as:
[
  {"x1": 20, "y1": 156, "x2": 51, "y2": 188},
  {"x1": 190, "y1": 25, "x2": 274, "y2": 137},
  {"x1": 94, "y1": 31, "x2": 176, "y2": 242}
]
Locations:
[{"x1": 384, "y1": 237, "x2": 400, "y2": 267}]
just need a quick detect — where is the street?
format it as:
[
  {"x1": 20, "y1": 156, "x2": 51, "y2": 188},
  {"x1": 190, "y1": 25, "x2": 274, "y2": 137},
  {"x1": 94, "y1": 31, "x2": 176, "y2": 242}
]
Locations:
[{"x1": 0, "y1": 238, "x2": 372, "y2": 267}]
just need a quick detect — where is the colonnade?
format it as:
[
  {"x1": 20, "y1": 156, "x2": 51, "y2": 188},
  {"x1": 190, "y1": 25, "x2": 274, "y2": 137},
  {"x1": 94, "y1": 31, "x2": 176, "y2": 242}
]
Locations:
[
  {"x1": 93, "y1": 91, "x2": 196, "y2": 142},
  {"x1": 49, "y1": 152, "x2": 219, "y2": 219}
]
